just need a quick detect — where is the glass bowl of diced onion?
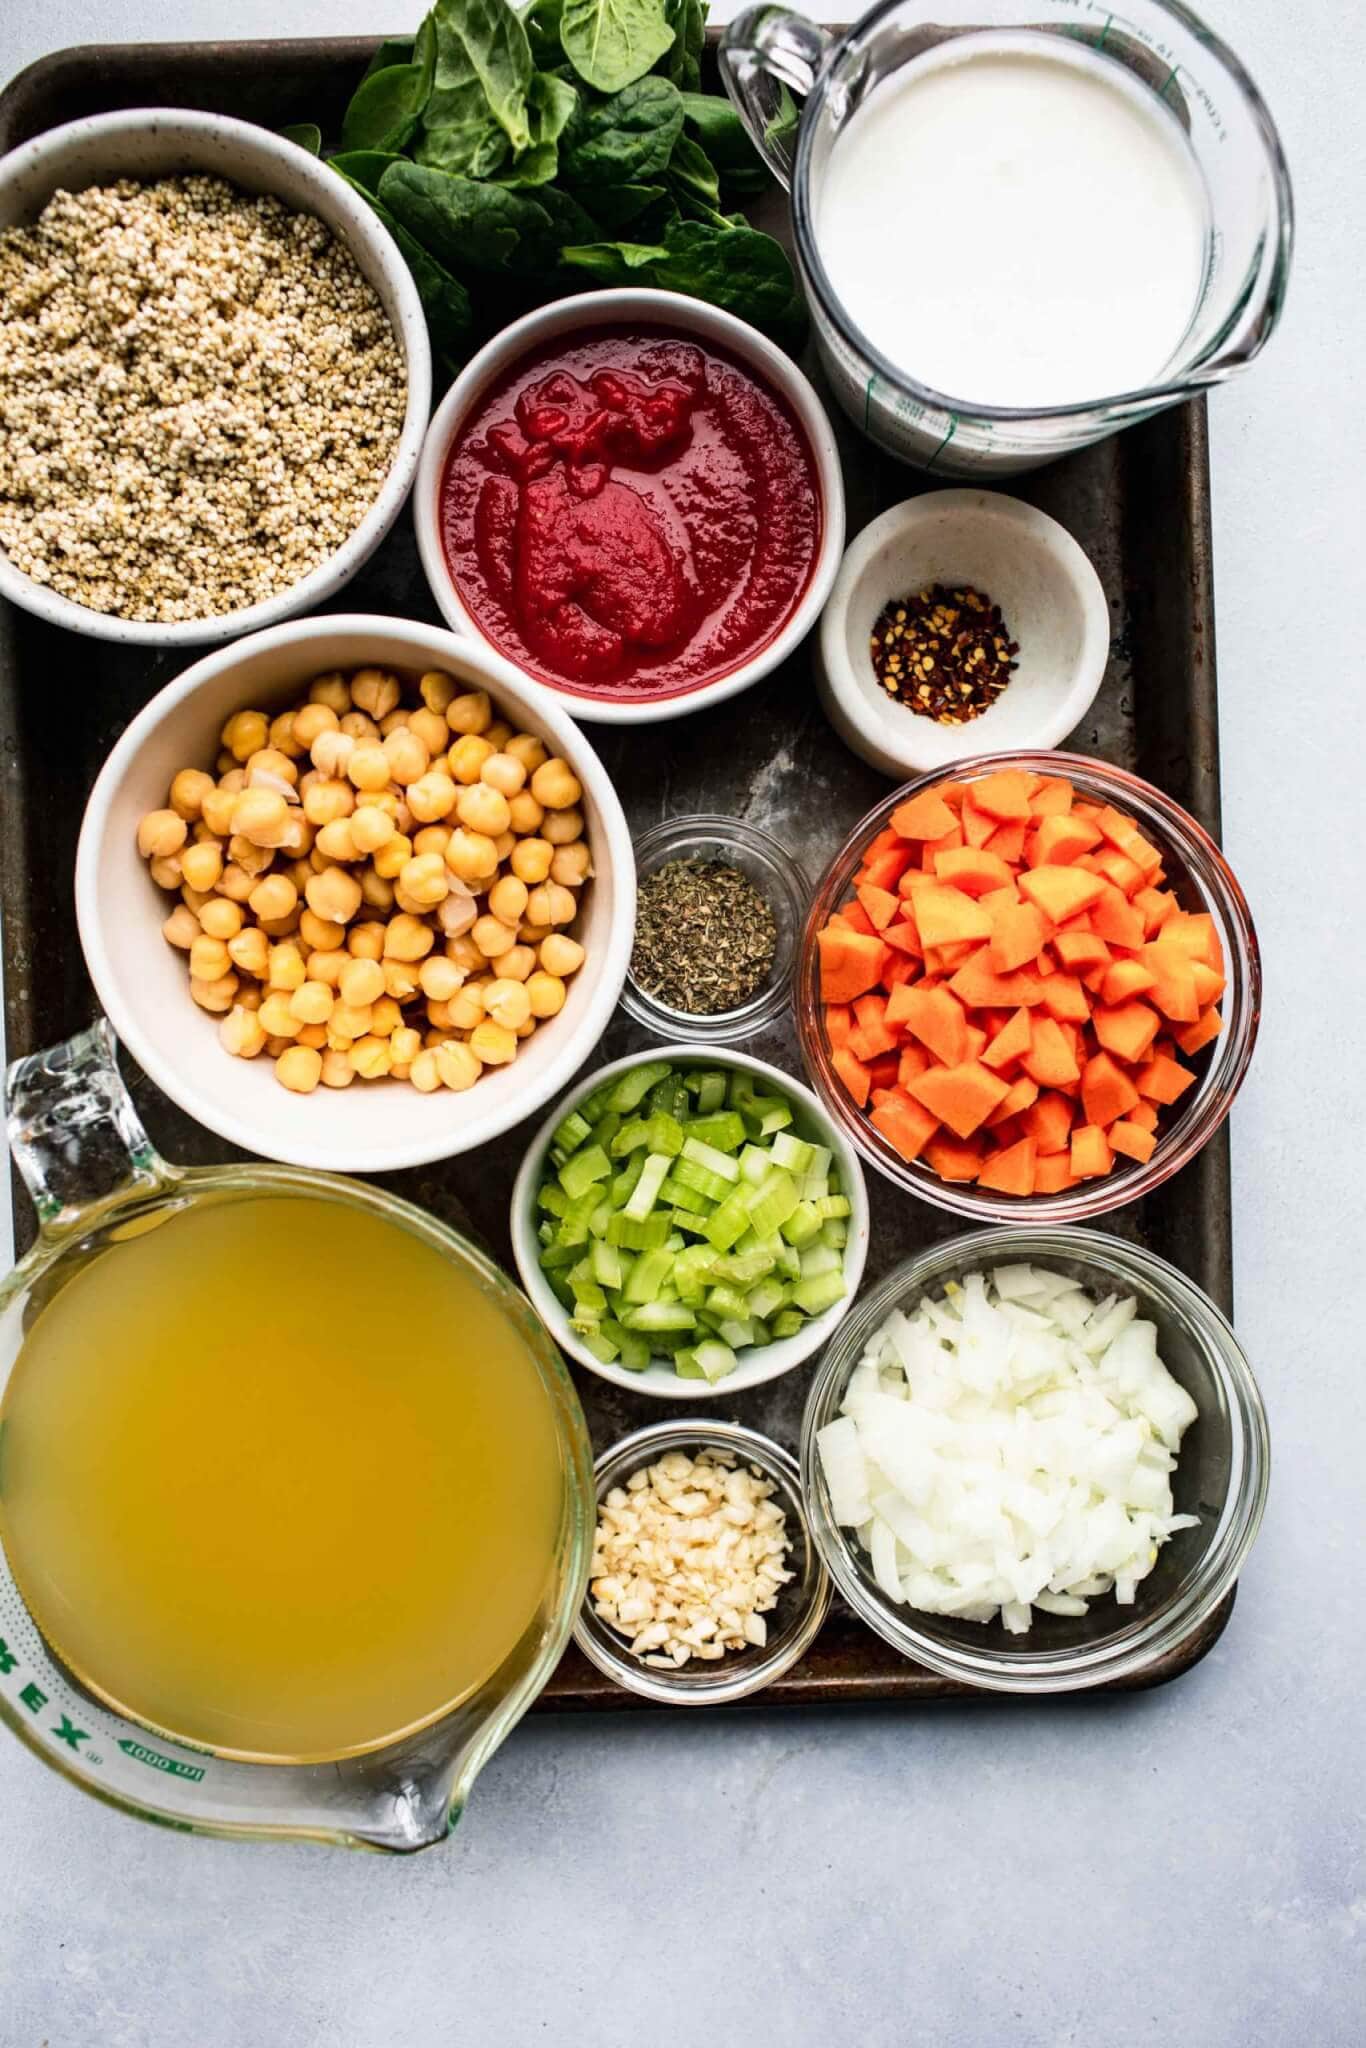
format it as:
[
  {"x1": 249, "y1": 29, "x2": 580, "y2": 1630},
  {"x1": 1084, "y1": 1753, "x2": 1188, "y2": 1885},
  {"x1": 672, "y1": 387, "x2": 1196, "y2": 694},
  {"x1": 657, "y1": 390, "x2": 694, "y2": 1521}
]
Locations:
[
  {"x1": 573, "y1": 1420, "x2": 831, "y2": 1705},
  {"x1": 800, "y1": 1228, "x2": 1269, "y2": 1694}
]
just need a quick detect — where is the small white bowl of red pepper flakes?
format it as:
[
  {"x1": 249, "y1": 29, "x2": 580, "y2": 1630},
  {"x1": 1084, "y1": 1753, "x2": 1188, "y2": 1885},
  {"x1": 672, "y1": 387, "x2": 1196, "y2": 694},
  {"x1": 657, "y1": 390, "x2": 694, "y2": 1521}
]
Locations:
[{"x1": 816, "y1": 491, "x2": 1110, "y2": 778}]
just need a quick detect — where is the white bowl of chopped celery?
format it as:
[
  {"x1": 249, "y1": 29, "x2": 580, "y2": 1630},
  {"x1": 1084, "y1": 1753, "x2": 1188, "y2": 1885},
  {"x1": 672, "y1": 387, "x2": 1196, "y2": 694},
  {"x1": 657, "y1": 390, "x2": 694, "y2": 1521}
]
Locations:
[{"x1": 512, "y1": 1047, "x2": 870, "y2": 1397}]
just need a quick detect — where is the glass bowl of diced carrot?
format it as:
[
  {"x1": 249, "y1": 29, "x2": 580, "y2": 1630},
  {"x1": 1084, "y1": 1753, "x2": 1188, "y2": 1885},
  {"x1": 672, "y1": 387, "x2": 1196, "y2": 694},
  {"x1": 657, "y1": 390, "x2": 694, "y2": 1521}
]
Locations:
[{"x1": 796, "y1": 752, "x2": 1260, "y2": 1220}]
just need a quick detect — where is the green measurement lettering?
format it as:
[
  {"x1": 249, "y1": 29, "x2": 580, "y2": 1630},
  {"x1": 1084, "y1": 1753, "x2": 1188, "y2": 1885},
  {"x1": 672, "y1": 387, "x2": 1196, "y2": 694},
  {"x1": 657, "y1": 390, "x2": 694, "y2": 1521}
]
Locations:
[
  {"x1": 51, "y1": 1715, "x2": 90, "y2": 1751},
  {"x1": 0, "y1": 1638, "x2": 17, "y2": 1675},
  {"x1": 19, "y1": 1681, "x2": 47, "y2": 1714},
  {"x1": 117, "y1": 1737, "x2": 206, "y2": 1783}
]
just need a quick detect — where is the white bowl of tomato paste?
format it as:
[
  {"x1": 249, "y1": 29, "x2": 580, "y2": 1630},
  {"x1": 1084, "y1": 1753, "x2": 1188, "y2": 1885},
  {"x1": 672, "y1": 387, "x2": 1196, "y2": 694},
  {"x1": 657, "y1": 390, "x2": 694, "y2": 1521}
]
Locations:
[{"x1": 415, "y1": 289, "x2": 845, "y2": 724}]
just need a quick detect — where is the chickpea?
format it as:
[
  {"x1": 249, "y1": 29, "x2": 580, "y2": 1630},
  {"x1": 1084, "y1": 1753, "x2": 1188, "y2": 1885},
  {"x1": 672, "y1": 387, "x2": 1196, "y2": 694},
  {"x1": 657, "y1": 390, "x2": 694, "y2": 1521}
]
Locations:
[
  {"x1": 384, "y1": 959, "x2": 421, "y2": 1004},
  {"x1": 448, "y1": 734, "x2": 495, "y2": 786},
  {"x1": 289, "y1": 980, "x2": 334, "y2": 1026},
  {"x1": 350, "y1": 667, "x2": 401, "y2": 720},
  {"x1": 424, "y1": 992, "x2": 460, "y2": 1032},
  {"x1": 222, "y1": 709, "x2": 269, "y2": 762},
  {"x1": 230, "y1": 788, "x2": 290, "y2": 850},
  {"x1": 219, "y1": 1004, "x2": 267, "y2": 1059},
  {"x1": 351, "y1": 804, "x2": 396, "y2": 856},
  {"x1": 276, "y1": 812, "x2": 314, "y2": 859},
  {"x1": 505, "y1": 731, "x2": 549, "y2": 774},
  {"x1": 550, "y1": 841, "x2": 592, "y2": 888},
  {"x1": 245, "y1": 873, "x2": 296, "y2": 925},
  {"x1": 320, "y1": 1048, "x2": 356, "y2": 1090},
  {"x1": 526, "y1": 970, "x2": 567, "y2": 1019},
  {"x1": 237, "y1": 985, "x2": 263, "y2": 1013},
  {"x1": 269, "y1": 710, "x2": 302, "y2": 759},
  {"x1": 267, "y1": 942, "x2": 307, "y2": 992},
  {"x1": 276, "y1": 1046, "x2": 323, "y2": 1094},
  {"x1": 335, "y1": 955, "x2": 381, "y2": 1009},
  {"x1": 400, "y1": 853, "x2": 449, "y2": 908},
  {"x1": 417, "y1": 671, "x2": 454, "y2": 715},
  {"x1": 383, "y1": 912, "x2": 434, "y2": 963},
  {"x1": 484, "y1": 720, "x2": 513, "y2": 752},
  {"x1": 436, "y1": 890, "x2": 477, "y2": 939},
  {"x1": 264, "y1": 1036, "x2": 291, "y2": 1059},
  {"x1": 409, "y1": 707, "x2": 450, "y2": 759},
  {"x1": 542, "y1": 806, "x2": 585, "y2": 847},
  {"x1": 446, "y1": 933, "x2": 484, "y2": 975},
  {"x1": 540, "y1": 933, "x2": 586, "y2": 977},
  {"x1": 412, "y1": 824, "x2": 452, "y2": 861},
  {"x1": 409, "y1": 1048, "x2": 441, "y2": 1093},
  {"x1": 372, "y1": 830, "x2": 413, "y2": 881},
  {"x1": 310, "y1": 728, "x2": 355, "y2": 780},
  {"x1": 374, "y1": 789, "x2": 407, "y2": 827},
  {"x1": 299, "y1": 908, "x2": 346, "y2": 953},
  {"x1": 217, "y1": 863, "x2": 256, "y2": 905},
  {"x1": 303, "y1": 776, "x2": 355, "y2": 828},
  {"x1": 483, "y1": 876, "x2": 525, "y2": 929},
  {"x1": 170, "y1": 768, "x2": 215, "y2": 821},
  {"x1": 307, "y1": 949, "x2": 346, "y2": 990},
  {"x1": 162, "y1": 904, "x2": 200, "y2": 950},
  {"x1": 496, "y1": 943, "x2": 536, "y2": 984},
  {"x1": 471, "y1": 913, "x2": 517, "y2": 959},
  {"x1": 526, "y1": 882, "x2": 578, "y2": 928},
  {"x1": 518, "y1": 922, "x2": 552, "y2": 948},
  {"x1": 328, "y1": 1001, "x2": 372, "y2": 1043},
  {"x1": 180, "y1": 839, "x2": 225, "y2": 894},
  {"x1": 227, "y1": 835, "x2": 274, "y2": 880},
  {"x1": 312, "y1": 817, "x2": 356, "y2": 864},
  {"x1": 340, "y1": 710, "x2": 380, "y2": 744},
  {"x1": 510, "y1": 837, "x2": 552, "y2": 886},
  {"x1": 483, "y1": 977, "x2": 532, "y2": 1031},
  {"x1": 455, "y1": 782, "x2": 511, "y2": 838},
  {"x1": 360, "y1": 868, "x2": 396, "y2": 913},
  {"x1": 198, "y1": 897, "x2": 244, "y2": 942},
  {"x1": 215, "y1": 751, "x2": 237, "y2": 778},
  {"x1": 200, "y1": 786, "x2": 238, "y2": 838},
  {"x1": 307, "y1": 674, "x2": 350, "y2": 715},
  {"x1": 390, "y1": 1026, "x2": 422, "y2": 1071},
  {"x1": 469, "y1": 1019, "x2": 518, "y2": 1066},
  {"x1": 348, "y1": 1035, "x2": 392, "y2": 1080},
  {"x1": 379, "y1": 709, "x2": 408, "y2": 738},
  {"x1": 258, "y1": 910, "x2": 301, "y2": 942},
  {"x1": 246, "y1": 747, "x2": 299, "y2": 791},
  {"x1": 228, "y1": 926, "x2": 270, "y2": 978},
  {"x1": 446, "y1": 689, "x2": 491, "y2": 736},
  {"x1": 445, "y1": 828, "x2": 499, "y2": 883},
  {"x1": 190, "y1": 972, "x2": 240, "y2": 1014},
  {"x1": 189, "y1": 934, "x2": 232, "y2": 983},
  {"x1": 345, "y1": 920, "x2": 386, "y2": 961},
  {"x1": 305, "y1": 866, "x2": 363, "y2": 925},
  {"x1": 297, "y1": 1023, "x2": 328, "y2": 1050},
  {"x1": 383, "y1": 727, "x2": 428, "y2": 787},
  {"x1": 507, "y1": 792, "x2": 545, "y2": 837},
  {"x1": 408, "y1": 769, "x2": 457, "y2": 823},
  {"x1": 418, "y1": 954, "x2": 463, "y2": 1004},
  {"x1": 436, "y1": 1040, "x2": 483, "y2": 1091},
  {"x1": 138, "y1": 809, "x2": 187, "y2": 860},
  {"x1": 370, "y1": 995, "x2": 404, "y2": 1038},
  {"x1": 346, "y1": 741, "x2": 389, "y2": 794}
]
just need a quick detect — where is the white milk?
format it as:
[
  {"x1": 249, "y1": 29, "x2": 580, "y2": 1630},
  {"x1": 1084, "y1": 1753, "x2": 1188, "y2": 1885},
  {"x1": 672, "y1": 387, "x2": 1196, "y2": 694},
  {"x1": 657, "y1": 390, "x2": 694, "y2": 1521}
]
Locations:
[{"x1": 815, "y1": 33, "x2": 1211, "y2": 409}]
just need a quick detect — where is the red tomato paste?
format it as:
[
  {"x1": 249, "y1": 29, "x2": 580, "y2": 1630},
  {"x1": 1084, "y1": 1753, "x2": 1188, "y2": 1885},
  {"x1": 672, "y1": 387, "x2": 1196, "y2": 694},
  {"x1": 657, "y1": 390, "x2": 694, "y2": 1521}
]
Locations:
[{"x1": 438, "y1": 325, "x2": 823, "y2": 704}]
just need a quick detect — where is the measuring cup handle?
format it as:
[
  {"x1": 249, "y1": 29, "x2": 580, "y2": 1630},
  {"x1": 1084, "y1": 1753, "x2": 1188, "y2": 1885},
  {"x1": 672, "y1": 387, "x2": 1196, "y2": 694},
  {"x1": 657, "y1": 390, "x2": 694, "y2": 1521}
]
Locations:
[
  {"x1": 5, "y1": 1018, "x2": 174, "y2": 1237},
  {"x1": 719, "y1": 5, "x2": 831, "y2": 192}
]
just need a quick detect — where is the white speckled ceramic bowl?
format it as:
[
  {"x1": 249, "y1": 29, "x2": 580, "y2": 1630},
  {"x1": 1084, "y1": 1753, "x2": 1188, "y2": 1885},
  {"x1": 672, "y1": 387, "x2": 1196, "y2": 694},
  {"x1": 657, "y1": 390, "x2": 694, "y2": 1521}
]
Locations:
[
  {"x1": 0, "y1": 108, "x2": 431, "y2": 647},
  {"x1": 817, "y1": 492, "x2": 1110, "y2": 777}
]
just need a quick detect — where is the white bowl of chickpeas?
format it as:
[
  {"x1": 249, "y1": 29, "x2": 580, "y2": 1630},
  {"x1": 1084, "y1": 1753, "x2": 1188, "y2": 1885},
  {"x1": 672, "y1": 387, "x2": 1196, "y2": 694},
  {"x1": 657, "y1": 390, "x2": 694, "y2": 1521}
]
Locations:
[{"x1": 75, "y1": 613, "x2": 635, "y2": 1173}]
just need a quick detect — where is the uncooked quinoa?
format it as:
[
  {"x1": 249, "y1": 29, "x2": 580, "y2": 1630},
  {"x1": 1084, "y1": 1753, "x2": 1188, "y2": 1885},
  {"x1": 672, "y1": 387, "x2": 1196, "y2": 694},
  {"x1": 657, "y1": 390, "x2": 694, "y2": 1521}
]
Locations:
[{"x1": 0, "y1": 175, "x2": 406, "y2": 623}]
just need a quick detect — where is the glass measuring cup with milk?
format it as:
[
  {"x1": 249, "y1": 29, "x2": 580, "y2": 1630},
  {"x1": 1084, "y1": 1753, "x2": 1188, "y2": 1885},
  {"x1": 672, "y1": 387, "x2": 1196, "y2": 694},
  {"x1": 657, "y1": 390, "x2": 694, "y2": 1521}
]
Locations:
[{"x1": 721, "y1": 0, "x2": 1291, "y2": 474}]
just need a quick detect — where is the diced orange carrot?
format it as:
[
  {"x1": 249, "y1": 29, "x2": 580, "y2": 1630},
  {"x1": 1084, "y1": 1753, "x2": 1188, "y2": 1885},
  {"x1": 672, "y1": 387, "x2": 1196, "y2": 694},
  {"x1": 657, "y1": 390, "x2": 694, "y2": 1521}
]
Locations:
[
  {"x1": 920, "y1": 826, "x2": 964, "y2": 870},
  {"x1": 960, "y1": 798, "x2": 998, "y2": 849},
  {"x1": 840, "y1": 898, "x2": 878, "y2": 938},
  {"x1": 825, "y1": 1003, "x2": 854, "y2": 1050},
  {"x1": 1093, "y1": 1000, "x2": 1161, "y2": 1065},
  {"x1": 1093, "y1": 847, "x2": 1145, "y2": 896},
  {"x1": 1081, "y1": 1050, "x2": 1141, "y2": 1128},
  {"x1": 924, "y1": 1136, "x2": 983, "y2": 1182},
  {"x1": 857, "y1": 842, "x2": 915, "y2": 892},
  {"x1": 977, "y1": 1136, "x2": 1037, "y2": 1196},
  {"x1": 1109, "y1": 1119, "x2": 1158, "y2": 1164},
  {"x1": 907, "y1": 1060, "x2": 1012, "y2": 1139},
  {"x1": 981, "y1": 1005, "x2": 1033, "y2": 1071},
  {"x1": 1174, "y1": 1006, "x2": 1223, "y2": 1056},
  {"x1": 884, "y1": 952, "x2": 919, "y2": 991},
  {"x1": 1189, "y1": 959, "x2": 1225, "y2": 1006},
  {"x1": 1029, "y1": 777, "x2": 1074, "y2": 817},
  {"x1": 912, "y1": 886, "x2": 994, "y2": 949},
  {"x1": 817, "y1": 926, "x2": 890, "y2": 1004},
  {"x1": 1124, "y1": 831, "x2": 1164, "y2": 878},
  {"x1": 970, "y1": 767, "x2": 1035, "y2": 820},
  {"x1": 870, "y1": 1090, "x2": 941, "y2": 1163},
  {"x1": 1054, "y1": 930, "x2": 1112, "y2": 971},
  {"x1": 989, "y1": 899, "x2": 1049, "y2": 974},
  {"x1": 1134, "y1": 885, "x2": 1177, "y2": 937},
  {"x1": 1032, "y1": 812, "x2": 1104, "y2": 865},
  {"x1": 984, "y1": 819, "x2": 1028, "y2": 863},
  {"x1": 886, "y1": 983, "x2": 970, "y2": 1067},
  {"x1": 947, "y1": 954, "x2": 1044, "y2": 1009},
  {"x1": 1023, "y1": 1089, "x2": 1076, "y2": 1155},
  {"x1": 932, "y1": 847, "x2": 1015, "y2": 895},
  {"x1": 1092, "y1": 804, "x2": 1140, "y2": 849},
  {"x1": 986, "y1": 1073, "x2": 1040, "y2": 1123},
  {"x1": 1100, "y1": 957, "x2": 1157, "y2": 1005},
  {"x1": 855, "y1": 883, "x2": 900, "y2": 931},
  {"x1": 1128, "y1": 1100, "x2": 1160, "y2": 1133},
  {"x1": 1033, "y1": 1153, "x2": 1078, "y2": 1194},
  {"x1": 1162, "y1": 910, "x2": 1223, "y2": 970},
  {"x1": 891, "y1": 789, "x2": 958, "y2": 840},
  {"x1": 1018, "y1": 864, "x2": 1106, "y2": 925},
  {"x1": 1138, "y1": 943, "x2": 1201, "y2": 1022},
  {"x1": 1135, "y1": 1052, "x2": 1198, "y2": 1104},
  {"x1": 1039, "y1": 974, "x2": 1091, "y2": 1025},
  {"x1": 1070, "y1": 1123, "x2": 1114, "y2": 1179},
  {"x1": 1021, "y1": 1017, "x2": 1081, "y2": 1090},
  {"x1": 851, "y1": 991, "x2": 898, "y2": 1057},
  {"x1": 830, "y1": 1045, "x2": 871, "y2": 1107},
  {"x1": 898, "y1": 1042, "x2": 931, "y2": 1088},
  {"x1": 882, "y1": 920, "x2": 922, "y2": 957},
  {"x1": 964, "y1": 1024, "x2": 988, "y2": 1062},
  {"x1": 1089, "y1": 882, "x2": 1146, "y2": 950}
]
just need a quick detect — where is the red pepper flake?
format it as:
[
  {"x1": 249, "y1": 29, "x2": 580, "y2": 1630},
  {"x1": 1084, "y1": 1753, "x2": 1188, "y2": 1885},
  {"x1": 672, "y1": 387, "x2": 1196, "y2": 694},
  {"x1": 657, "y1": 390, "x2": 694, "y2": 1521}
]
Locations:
[{"x1": 870, "y1": 583, "x2": 1019, "y2": 723}]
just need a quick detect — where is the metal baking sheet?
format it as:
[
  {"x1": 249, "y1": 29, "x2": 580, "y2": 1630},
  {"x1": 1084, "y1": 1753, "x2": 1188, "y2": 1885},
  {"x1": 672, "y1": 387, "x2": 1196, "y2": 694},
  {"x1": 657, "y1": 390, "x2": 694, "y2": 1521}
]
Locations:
[{"x1": 0, "y1": 35, "x2": 1234, "y2": 1704}]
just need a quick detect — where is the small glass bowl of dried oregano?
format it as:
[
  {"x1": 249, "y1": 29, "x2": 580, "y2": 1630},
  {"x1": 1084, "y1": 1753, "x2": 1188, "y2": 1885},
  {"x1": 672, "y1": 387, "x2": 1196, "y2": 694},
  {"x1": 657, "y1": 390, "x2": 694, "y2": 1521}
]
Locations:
[{"x1": 622, "y1": 816, "x2": 808, "y2": 1044}]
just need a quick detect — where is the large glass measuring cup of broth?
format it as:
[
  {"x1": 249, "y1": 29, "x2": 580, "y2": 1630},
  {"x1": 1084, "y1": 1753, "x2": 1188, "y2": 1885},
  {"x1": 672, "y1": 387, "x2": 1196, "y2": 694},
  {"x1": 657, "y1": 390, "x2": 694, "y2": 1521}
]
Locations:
[
  {"x1": 0, "y1": 1022, "x2": 594, "y2": 1852},
  {"x1": 720, "y1": 0, "x2": 1292, "y2": 475}
]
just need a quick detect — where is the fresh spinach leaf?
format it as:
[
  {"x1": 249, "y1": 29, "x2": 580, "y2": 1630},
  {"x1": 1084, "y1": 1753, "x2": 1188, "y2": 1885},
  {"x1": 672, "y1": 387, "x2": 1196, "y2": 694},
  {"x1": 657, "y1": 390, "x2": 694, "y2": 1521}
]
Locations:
[
  {"x1": 520, "y1": 0, "x2": 565, "y2": 70},
  {"x1": 379, "y1": 160, "x2": 561, "y2": 274},
  {"x1": 331, "y1": 166, "x2": 473, "y2": 369},
  {"x1": 561, "y1": 76, "x2": 683, "y2": 186},
  {"x1": 677, "y1": 91, "x2": 769, "y2": 194},
  {"x1": 588, "y1": 180, "x2": 669, "y2": 230},
  {"x1": 420, "y1": 0, "x2": 536, "y2": 172},
  {"x1": 341, "y1": 16, "x2": 437, "y2": 154},
  {"x1": 560, "y1": 0, "x2": 675, "y2": 94},
  {"x1": 560, "y1": 238, "x2": 668, "y2": 279},
  {"x1": 559, "y1": 216, "x2": 804, "y2": 348},
  {"x1": 494, "y1": 70, "x2": 581, "y2": 184},
  {"x1": 663, "y1": 128, "x2": 719, "y2": 210},
  {"x1": 278, "y1": 123, "x2": 322, "y2": 155},
  {"x1": 361, "y1": 38, "x2": 417, "y2": 81},
  {"x1": 329, "y1": 149, "x2": 406, "y2": 194},
  {"x1": 659, "y1": 0, "x2": 705, "y2": 90}
]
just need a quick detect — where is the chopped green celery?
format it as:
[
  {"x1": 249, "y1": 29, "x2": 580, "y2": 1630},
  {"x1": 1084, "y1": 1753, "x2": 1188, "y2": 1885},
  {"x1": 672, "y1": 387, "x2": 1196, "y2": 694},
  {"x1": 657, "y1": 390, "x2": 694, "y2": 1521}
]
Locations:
[
  {"x1": 672, "y1": 1242, "x2": 716, "y2": 1290},
  {"x1": 779, "y1": 1201, "x2": 822, "y2": 1248},
  {"x1": 777, "y1": 1244, "x2": 802, "y2": 1280},
  {"x1": 681, "y1": 1134, "x2": 740, "y2": 1182},
  {"x1": 611, "y1": 1154, "x2": 645, "y2": 1207},
  {"x1": 623, "y1": 1300, "x2": 696, "y2": 1333},
  {"x1": 791, "y1": 1268, "x2": 847, "y2": 1316},
  {"x1": 703, "y1": 1187, "x2": 751, "y2": 1251},
  {"x1": 704, "y1": 1282, "x2": 751, "y2": 1320},
  {"x1": 554, "y1": 1185, "x2": 602, "y2": 1247},
  {"x1": 738, "y1": 1144, "x2": 772, "y2": 1187},
  {"x1": 577, "y1": 1082, "x2": 617, "y2": 1124},
  {"x1": 771, "y1": 1308, "x2": 806, "y2": 1338},
  {"x1": 648, "y1": 1074, "x2": 691, "y2": 1118},
  {"x1": 690, "y1": 1070, "x2": 727, "y2": 1113},
  {"x1": 546, "y1": 1270, "x2": 575, "y2": 1309},
  {"x1": 710, "y1": 1249, "x2": 775, "y2": 1286},
  {"x1": 610, "y1": 1117, "x2": 651, "y2": 1158},
  {"x1": 588, "y1": 1111, "x2": 622, "y2": 1156},
  {"x1": 668, "y1": 1210, "x2": 711, "y2": 1237},
  {"x1": 645, "y1": 1112, "x2": 685, "y2": 1155},
  {"x1": 798, "y1": 1241, "x2": 842, "y2": 1279},
  {"x1": 684, "y1": 1110, "x2": 747, "y2": 1153},
  {"x1": 537, "y1": 1183, "x2": 568, "y2": 1217},
  {"x1": 669, "y1": 1155, "x2": 734, "y2": 1204},
  {"x1": 606, "y1": 1211, "x2": 672, "y2": 1250},
  {"x1": 747, "y1": 1318, "x2": 772, "y2": 1347},
  {"x1": 550, "y1": 1108, "x2": 593, "y2": 1161},
  {"x1": 557, "y1": 1142, "x2": 612, "y2": 1200},
  {"x1": 715, "y1": 1316, "x2": 755, "y2": 1349},
  {"x1": 746, "y1": 1168, "x2": 799, "y2": 1238},
  {"x1": 769, "y1": 1131, "x2": 815, "y2": 1175},
  {"x1": 623, "y1": 1247, "x2": 673, "y2": 1305},
  {"x1": 589, "y1": 1239, "x2": 625, "y2": 1289},
  {"x1": 746, "y1": 1095, "x2": 793, "y2": 1137},
  {"x1": 746, "y1": 1276, "x2": 788, "y2": 1322},
  {"x1": 604, "y1": 1323, "x2": 651, "y2": 1373},
  {"x1": 646, "y1": 1326, "x2": 693, "y2": 1353},
  {"x1": 693, "y1": 1339, "x2": 738, "y2": 1383},
  {"x1": 582, "y1": 1328, "x2": 619, "y2": 1364},
  {"x1": 570, "y1": 1275, "x2": 607, "y2": 1314},
  {"x1": 608, "y1": 1060, "x2": 673, "y2": 1114},
  {"x1": 725, "y1": 1068, "x2": 756, "y2": 1109},
  {"x1": 815, "y1": 1194, "x2": 851, "y2": 1220},
  {"x1": 539, "y1": 1237, "x2": 581, "y2": 1273},
  {"x1": 537, "y1": 1219, "x2": 554, "y2": 1247},
  {"x1": 623, "y1": 1151, "x2": 672, "y2": 1220},
  {"x1": 658, "y1": 1173, "x2": 712, "y2": 1214},
  {"x1": 665, "y1": 1231, "x2": 686, "y2": 1253},
  {"x1": 805, "y1": 1143, "x2": 832, "y2": 1182},
  {"x1": 820, "y1": 1218, "x2": 848, "y2": 1250},
  {"x1": 673, "y1": 1351, "x2": 706, "y2": 1378}
]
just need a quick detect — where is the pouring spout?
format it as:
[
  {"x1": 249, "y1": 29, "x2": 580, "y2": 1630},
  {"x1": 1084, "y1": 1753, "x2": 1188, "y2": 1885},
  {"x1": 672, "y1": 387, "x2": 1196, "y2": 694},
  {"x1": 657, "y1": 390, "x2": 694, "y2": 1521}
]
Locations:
[{"x1": 5, "y1": 1019, "x2": 176, "y2": 1239}]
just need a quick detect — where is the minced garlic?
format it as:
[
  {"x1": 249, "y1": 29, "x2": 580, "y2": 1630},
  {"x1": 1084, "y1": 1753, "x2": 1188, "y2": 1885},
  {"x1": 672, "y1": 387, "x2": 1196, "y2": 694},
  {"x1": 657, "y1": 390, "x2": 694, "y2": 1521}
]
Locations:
[{"x1": 590, "y1": 1448, "x2": 793, "y2": 1668}]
